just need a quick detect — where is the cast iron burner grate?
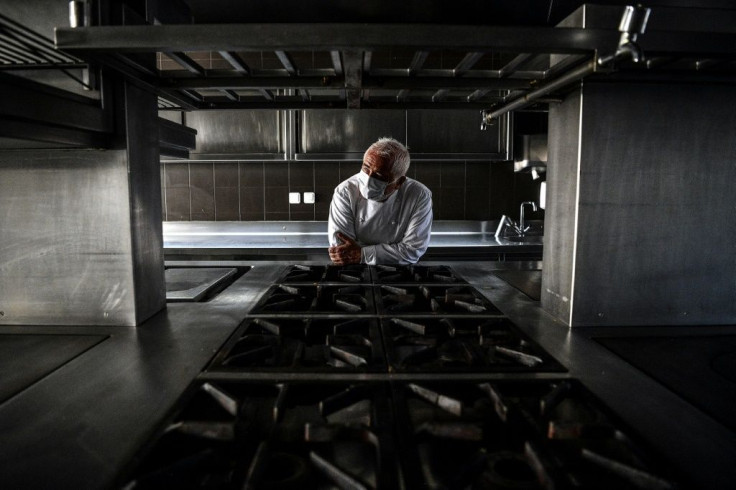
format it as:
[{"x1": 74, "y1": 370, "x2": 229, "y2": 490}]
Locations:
[
  {"x1": 393, "y1": 380, "x2": 680, "y2": 490},
  {"x1": 373, "y1": 265, "x2": 467, "y2": 284},
  {"x1": 208, "y1": 317, "x2": 386, "y2": 372},
  {"x1": 375, "y1": 285, "x2": 503, "y2": 316},
  {"x1": 382, "y1": 317, "x2": 565, "y2": 372},
  {"x1": 123, "y1": 380, "x2": 680, "y2": 490},
  {"x1": 250, "y1": 285, "x2": 375, "y2": 315},
  {"x1": 122, "y1": 381, "x2": 398, "y2": 490},
  {"x1": 277, "y1": 265, "x2": 371, "y2": 284}
]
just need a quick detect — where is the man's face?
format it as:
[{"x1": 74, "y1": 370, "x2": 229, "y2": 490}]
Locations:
[{"x1": 361, "y1": 151, "x2": 405, "y2": 197}]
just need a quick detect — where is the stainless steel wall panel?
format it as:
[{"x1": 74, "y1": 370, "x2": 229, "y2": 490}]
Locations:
[
  {"x1": 158, "y1": 110, "x2": 183, "y2": 124},
  {"x1": 406, "y1": 110, "x2": 506, "y2": 156},
  {"x1": 543, "y1": 81, "x2": 736, "y2": 327},
  {"x1": 126, "y1": 83, "x2": 166, "y2": 325},
  {"x1": 187, "y1": 110, "x2": 281, "y2": 155},
  {"x1": 0, "y1": 149, "x2": 137, "y2": 326},
  {"x1": 300, "y1": 110, "x2": 406, "y2": 154},
  {"x1": 573, "y1": 82, "x2": 736, "y2": 326},
  {"x1": 541, "y1": 88, "x2": 581, "y2": 325},
  {"x1": 0, "y1": 79, "x2": 167, "y2": 328}
]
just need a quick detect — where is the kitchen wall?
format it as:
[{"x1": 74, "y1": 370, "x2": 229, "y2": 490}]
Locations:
[
  {"x1": 161, "y1": 159, "x2": 542, "y2": 221},
  {"x1": 160, "y1": 109, "x2": 547, "y2": 222}
]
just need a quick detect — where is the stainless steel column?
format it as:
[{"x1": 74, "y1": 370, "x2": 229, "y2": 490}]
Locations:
[
  {"x1": 542, "y1": 81, "x2": 736, "y2": 326},
  {"x1": 0, "y1": 83, "x2": 164, "y2": 326}
]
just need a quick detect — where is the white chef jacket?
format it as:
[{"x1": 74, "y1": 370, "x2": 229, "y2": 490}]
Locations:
[{"x1": 328, "y1": 173, "x2": 433, "y2": 265}]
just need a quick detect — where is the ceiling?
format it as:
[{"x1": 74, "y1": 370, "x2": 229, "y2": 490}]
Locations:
[{"x1": 181, "y1": 0, "x2": 732, "y2": 25}]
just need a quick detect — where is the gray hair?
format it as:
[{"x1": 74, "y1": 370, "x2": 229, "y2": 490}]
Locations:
[{"x1": 365, "y1": 137, "x2": 411, "y2": 177}]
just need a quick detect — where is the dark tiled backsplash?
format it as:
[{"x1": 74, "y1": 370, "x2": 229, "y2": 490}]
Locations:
[{"x1": 162, "y1": 161, "x2": 542, "y2": 221}]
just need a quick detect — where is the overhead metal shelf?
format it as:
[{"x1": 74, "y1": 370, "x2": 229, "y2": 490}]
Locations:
[
  {"x1": 49, "y1": 7, "x2": 736, "y2": 112},
  {"x1": 0, "y1": 12, "x2": 83, "y2": 70},
  {"x1": 51, "y1": 23, "x2": 611, "y2": 111}
]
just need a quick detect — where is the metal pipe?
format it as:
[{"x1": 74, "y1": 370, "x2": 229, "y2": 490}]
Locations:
[
  {"x1": 482, "y1": 59, "x2": 596, "y2": 124},
  {"x1": 482, "y1": 5, "x2": 651, "y2": 125}
]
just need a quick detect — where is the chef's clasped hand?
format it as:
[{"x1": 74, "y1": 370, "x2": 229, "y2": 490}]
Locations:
[{"x1": 328, "y1": 232, "x2": 362, "y2": 265}]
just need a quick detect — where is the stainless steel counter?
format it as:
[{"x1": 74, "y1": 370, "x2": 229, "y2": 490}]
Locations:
[
  {"x1": 0, "y1": 261, "x2": 734, "y2": 489},
  {"x1": 162, "y1": 221, "x2": 543, "y2": 259}
]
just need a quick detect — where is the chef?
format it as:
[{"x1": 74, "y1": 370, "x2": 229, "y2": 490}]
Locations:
[{"x1": 328, "y1": 137, "x2": 433, "y2": 265}]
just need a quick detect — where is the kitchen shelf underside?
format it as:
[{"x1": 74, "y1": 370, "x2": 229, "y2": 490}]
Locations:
[{"x1": 51, "y1": 22, "x2": 736, "y2": 111}]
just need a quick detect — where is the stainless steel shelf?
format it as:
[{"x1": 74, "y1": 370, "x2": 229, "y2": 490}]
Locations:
[{"x1": 51, "y1": 5, "x2": 736, "y2": 113}]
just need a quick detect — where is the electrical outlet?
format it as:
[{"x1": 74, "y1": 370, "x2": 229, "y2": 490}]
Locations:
[
  {"x1": 288, "y1": 192, "x2": 301, "y2": 204},
  {"x1": 303, "y1": 192, "x2": 315, "y2": 204}
]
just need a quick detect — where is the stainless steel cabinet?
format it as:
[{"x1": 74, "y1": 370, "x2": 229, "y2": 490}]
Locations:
[
  {"x1": 298, "y1": 109, "x2": 508, "y2": 160},
  {"x1": 185, "y1": 110, "x2": 283, "y2": 160},
  {"x1": 299, "y1": 109, "x2": 406, "y2": 157},
  {"x1": 166, "y1": 109, "x2": 509, "y2": 161}
]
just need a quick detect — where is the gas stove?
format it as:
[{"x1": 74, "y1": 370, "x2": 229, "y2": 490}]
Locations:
[
  {"x1": 375, "y1": 284, "x2": 503, "y2": 315},
  {"x1": 209, "y1": 317, "x2": 386, "y2": 372},
  {"x1": 119, "y1": 265, "x2": 684, "y2": 489},
  {"x1": 250, "y1": 285, "x2": 375, "y2": 315},
  {"x1": 275, "y1": 264, "x2": 466, "y2": 285},
  {"x1": 125, "y1": 380, "x2": 398, "y2": 489},
  {"x1": 277, "y1": 264, "x2": 372, "y2": 284},
  {"x1": 393, "y1": 379, "x2": 679, "y2": 490},
  {"x1": 124, "y1": 379, "x2": 679, "y2": 490},
  {"x1": 382, "y1": 316, "x2": 563, "y2": 372},
  {"x1": 207, "y1": 314, "x2": 562, "y2": 374},
  {"x1": 373, "y1": 264, "x2": 467, "y2": 284},
  {"x1": 209, "y1": 265, "x2": 559, "y2": 374}
]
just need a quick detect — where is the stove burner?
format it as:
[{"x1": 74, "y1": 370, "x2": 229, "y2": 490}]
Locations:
[
  {"x1": 209, "y1": 317, "x2": 386, "y2": 372},
  {"x1": 278, "y1": 265, "x2": 371, "y2": 284},
  {"x1": 279, "y1": 264, "x2": 324, "y2": 283},
  {"x1": 373, "y1": 265, "x2": 467, "y2": 284},
  {"x1": 394, "y1": 380, "x2": 679, "y2": 490},
  {"x1": 125, "y1": 264, "x2": 684, "y2": 489},
  {"x1": 124, "y1": 381, "x2": 398, "y2": 490},
  {"x1": 479, "y1": 451, "x2": 539, "y2": 489},
  {"x1": 253, "y1": 450, "x2": 310, "y2": 489},
  {"x1": 251, "y1": 285, "x2": 374, "y2": 314},
  {"x1": 125, "y1": 379, "x2": 681, "y2": 490},
  {"x1": 326, "y1": 265, "x2": 371, "y2": 284},
  {"x1": 383, "y1": 317, "x2": 564, "y2": 372},
  {"x1": 375, "y1": 285, "x2": 503, "y2": 315}
]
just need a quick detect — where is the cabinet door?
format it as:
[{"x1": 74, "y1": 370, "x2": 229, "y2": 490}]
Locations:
[
  {"x1": 299, "y1": 110, "x2": 406, "y2": 157},
  {"x1": 406, "y1": 110, "x2": 508, "y2": 158},
  {"x1": 188, "y1": 111, "x2": 281, "y2": 156}
]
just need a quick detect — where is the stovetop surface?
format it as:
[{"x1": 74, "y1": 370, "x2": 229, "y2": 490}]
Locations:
[
  {"x1": 2, "y1": 262, "x2": 731, "y2": 490},
  {"x1": 119, "y1": 265, "x2": 688, "y2": 489},
  {"x1": 276, "y1": 264, "x2": 467, "y2": 285},
  {"x1": 126, "y1": 379, "x2": 680, "y2": 490},
  {"x1": 209, "y1": 265, "x2": 563, "y2": 374}
]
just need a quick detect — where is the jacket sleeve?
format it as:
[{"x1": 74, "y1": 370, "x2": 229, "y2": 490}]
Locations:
[
  {"x1": 362, "y1": 188, "x2": 433, "y2": 265},
  {"x1": 327, "y1": 186, "x2": 356, "y2": 246}
]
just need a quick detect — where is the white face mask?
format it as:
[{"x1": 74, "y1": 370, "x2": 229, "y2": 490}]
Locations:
[{"x1": 357, "y1": 171, "x2": 391, "y2": 201}]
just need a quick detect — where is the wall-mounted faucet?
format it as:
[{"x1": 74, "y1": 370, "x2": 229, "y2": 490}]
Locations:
[{"x1": 520, "y1": 201, "x2": 538, "y2": 236}]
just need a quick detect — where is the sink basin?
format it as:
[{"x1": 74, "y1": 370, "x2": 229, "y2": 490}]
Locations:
[{"x1": 504, "y1": 235, "x2": 543, "y2": 244}]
